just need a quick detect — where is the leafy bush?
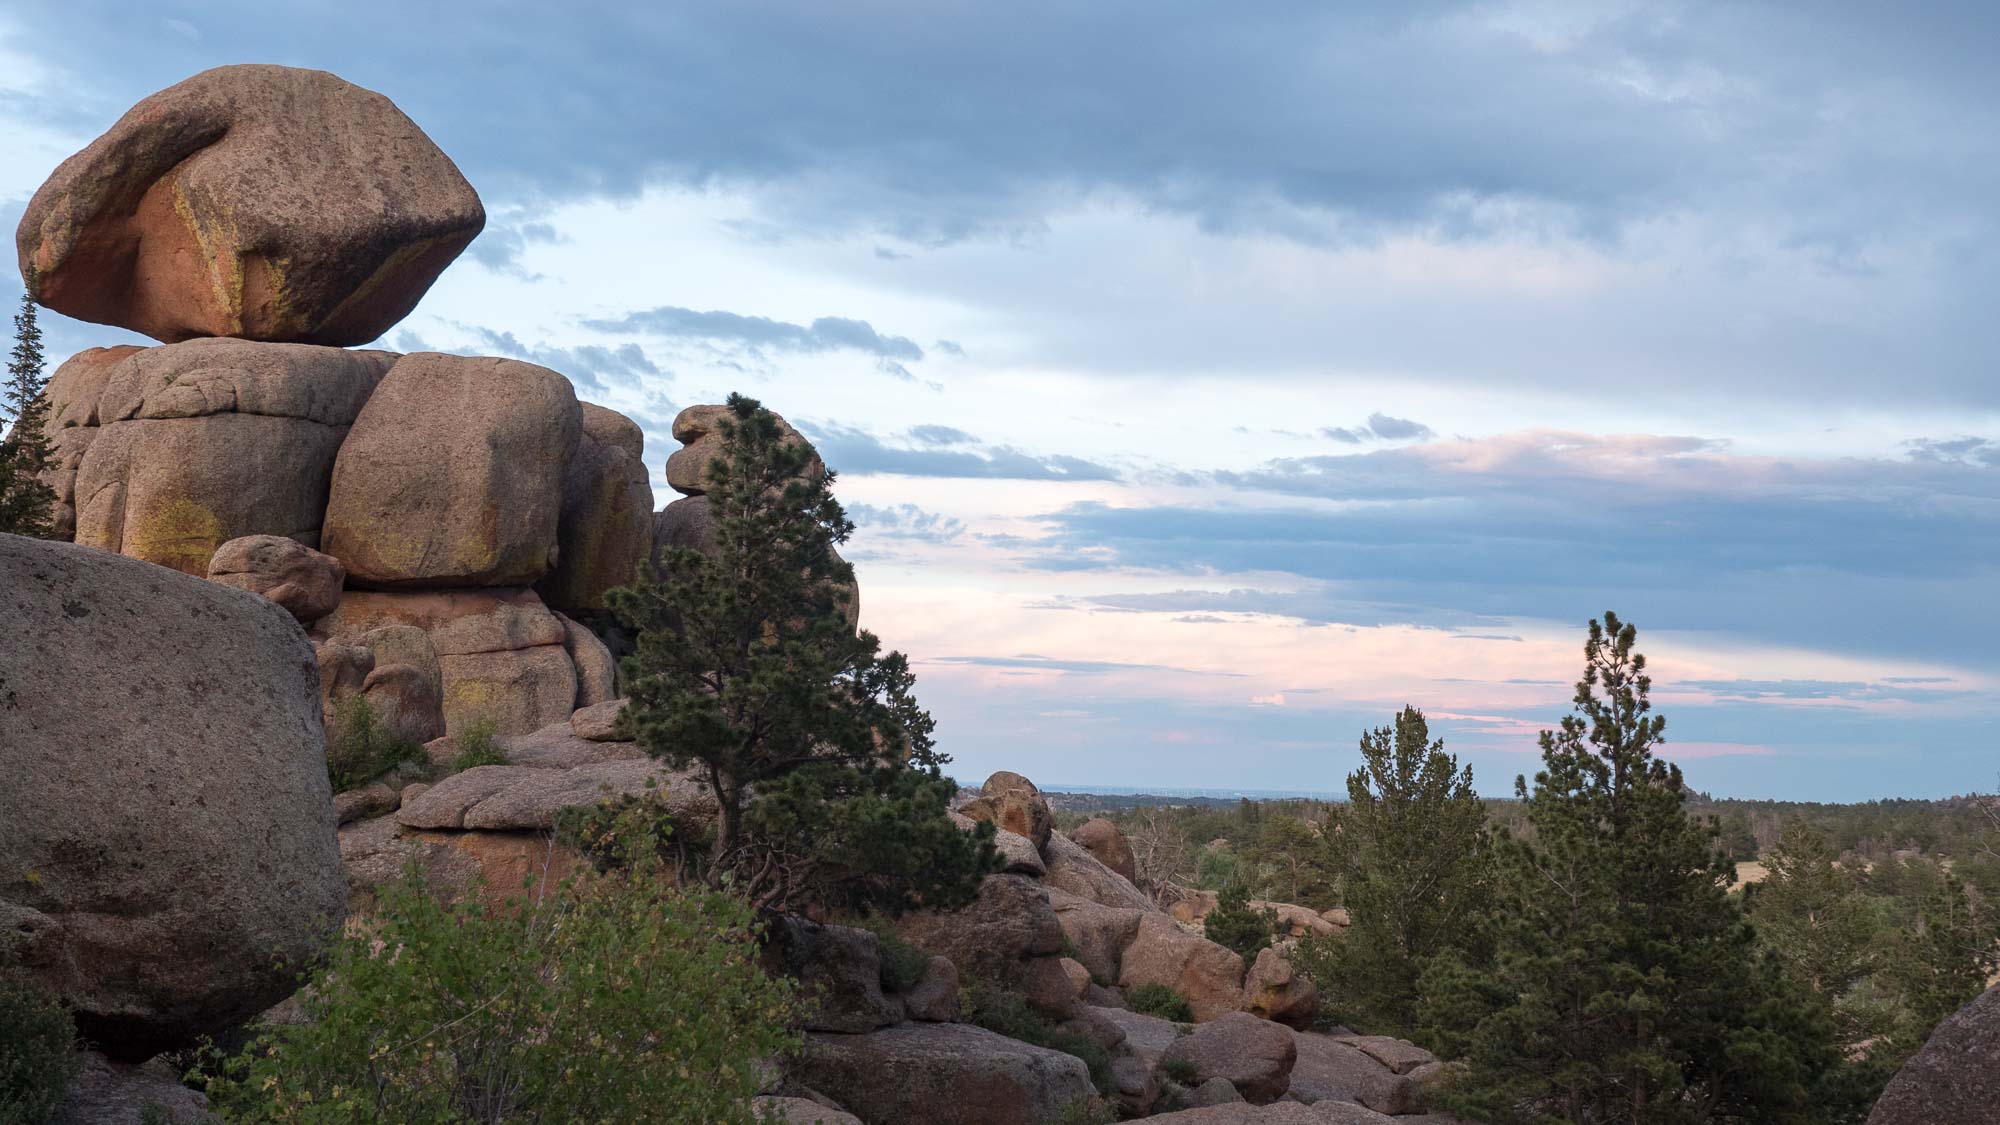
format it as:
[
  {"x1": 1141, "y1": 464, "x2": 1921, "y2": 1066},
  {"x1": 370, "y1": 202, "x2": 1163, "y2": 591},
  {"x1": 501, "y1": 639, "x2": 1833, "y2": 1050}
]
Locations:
[
  {"x1": 325, "y1": 696, "x2": 429, "y2": 793},
  {"x1": 1202, "y1": 882, "x2": 1277, "y2": 962},
  {"x1": 556, "y1": 787, "x2": 693, "y2": 874},
  {"x1": 202, "y1": 867, "x2": 796, "y2": 1123},
  {"x1": 1126, "y1": 982, "x2": 1194, "y2": 1022},
  {"x1": 963, "y1": 979, "x2": 1113, "y2": 1097},
  {"x1": 853, "y1": 914, "x2": 930, "y2": 994},
  {"x1": 447, "y1": 718, "x2": 506, "y2": 773},
  {"x1": 0, "y1": 968, "x2": 78, "y2": 1124}
]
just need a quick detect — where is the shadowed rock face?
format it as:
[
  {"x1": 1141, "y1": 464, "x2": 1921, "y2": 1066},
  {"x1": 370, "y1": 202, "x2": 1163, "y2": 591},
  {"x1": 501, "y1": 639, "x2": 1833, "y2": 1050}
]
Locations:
[
  {"x1": 1867, "y1": 984, "x2": 2000, "y2": 1125},
  {"x1": 18, "y1": 64, "x2": 483, "y2": 345},
  {"x1": 0, "y1": 534, "x2": 345, "y2": 1061}
]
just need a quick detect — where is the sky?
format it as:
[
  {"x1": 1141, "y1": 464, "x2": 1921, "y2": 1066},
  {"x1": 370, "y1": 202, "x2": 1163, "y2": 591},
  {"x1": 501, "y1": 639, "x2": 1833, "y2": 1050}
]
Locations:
[{"x1": 6, "y1": 1, "x2": 1998, "y2": 800}]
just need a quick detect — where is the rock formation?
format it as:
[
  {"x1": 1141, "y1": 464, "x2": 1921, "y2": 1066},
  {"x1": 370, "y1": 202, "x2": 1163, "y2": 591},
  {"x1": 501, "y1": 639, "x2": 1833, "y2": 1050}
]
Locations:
[
  {"x1": 0, "y1": 533, "x2": 345, "y2": 1060},
  {"x1": 18, "y1": 64, "x2": 483, "y2": 346},
  {"x1": 1867, "y1": 983, "x2": 2000, "y2": 1125}
]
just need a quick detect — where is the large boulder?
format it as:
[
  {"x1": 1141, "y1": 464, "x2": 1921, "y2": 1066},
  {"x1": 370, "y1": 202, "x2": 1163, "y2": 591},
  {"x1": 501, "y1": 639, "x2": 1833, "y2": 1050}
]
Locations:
[
  {"x1": 762, "y1": 917, "x2": 902, "y2": 1034},
  {"x1": 37, "y1": 345, "x2": 139, "y2": 540},
  {"x1": 1868, "y1": 984, "x2": 2000, "y2": 1125},
  {"x1": 536, "y1": 403, "x2": 653, "y2": 613},
  {"x1": 664, "y1": 402, "x2": 823, "y2": 497},
  {"x1": 958, "y1": 770, "x2": 1053, "y2": 852},
  {"x1": 1255, "y1": 901, "x2": 1340, "y2": 940},
  {"x1": 498, "y1": 720, "x2": 645, "y2": 769},
  {"x1": 1242, "y1": 946, "x2": 1321, "y2": 1029},
  {"x1": 1159, "y1": 1012, "x2": 1297, "y2": 1105},
  {"x1": 559, "y1": 613, "x2": 617, "y2": 706},
  {"x1": 58, "y1": 340, "x2": 395, "y2": 574},
  {"x1": 18, "y1": 64, "x2": 482, "y2": 345},
  {"x1": 0, "y1": 534, "x2": 345, "y2": 1060},
  {"x1": 1118, "y1": 913, "x2": 1247, "y2": 1023},
  {"x1": 1071, "y1": 818, "x2": 1138, "y2": 883},
  {"x1": 394, "y1": 761, "x2": 713, "y2": 831},
  {"x1": 791, "y1": 1023, "x2": 1094, "y2": 1125},
  {"x1": 1047, "y1": 887, "x2": 1145, "y2": 984},
  {"x1": 1043, "y1": 830, "x2": 1154, "y2": 911},
  {"x1": 894, "y1": 873, "x2": 1064, "y2": 991},
  {"x1": 338, "y1": 814, "x2": 578, "y2": 916},
  {"x1": 206, "y1": 534, "x2": 345, "y2": 622},
  {"x1": 320, "y1": 588, "x2": 579, "y2": 736},
  {"x1": 322, "y1": 353, "x2": 581, "y2": 588},
  {"x1": 1287, "y1": 1033, "x2": 1425, "y2": 1116}
]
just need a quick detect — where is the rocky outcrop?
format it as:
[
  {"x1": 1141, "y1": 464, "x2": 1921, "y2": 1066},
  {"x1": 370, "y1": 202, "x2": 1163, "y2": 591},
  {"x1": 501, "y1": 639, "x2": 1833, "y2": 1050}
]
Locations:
[
  {"x1": 206, "y1": 533, "x2": 345, "y2": 622},
  {"x1": 1048, "y1": 887, "x2": 1145, "y2": 984},
  {"x1": 895, "y1": 874, "x2": 1072, "y2": 1018},
  {"x1": 570, "y1": 698, "x2": 627, "y2": 741},
  {"x1": 54, "y1": 1050, "x2": 216, "y2": 1124},
  {"x1": 498, "y1": 719, "x2": 647, "y2": 769},
  {"x1": 0, "y1": 534, "x2": 344, "y2": 1060},
  {"x1": 1043, "y1": 829, "x2": 1155, "y2": 911},
  {"x1": 1288, "y1": 1033, "x2": 1431, "y2": 1116},
  {"x1": 1242, "y1": 946, "x2": 1321, "y2": 1028},
  {"x1": 958, "y1": 771, "x2": 1054, "y2": 851},
  {"x1": 322, "y1": 353, "x2": 581, "y2": 588},
  {"x1": 1119, "y1": 913, "x2": 1248, "y2": 1023},
  {"x1": 395, "y1": 761, "x2": 709, "y2": 831},
  {"x1": 560, "y1": 612, "x2": 618, "y2": 706},
  {"x1": 763, "y1": 917, "x2": 903, "y2": 1034},
  {"x1": 792, "y1": 1023, "x2": 1095, "y2": 1125},
  {"x1": 56, "y1": 340, "x2": 396, "y2": 574},
  {"x1": 537, "y1": 403, "x2": 653, "y2": 614},
  {"x1": 321, "y1": 588, "x2": 579, "y2": 736},
  {"x1": 19, "y1": 64, "x2": 482, "y2": 345},
  {"x1": 664, "y1": 402, "x2": 823, "y2": 497},
  {"x1": 338, "y1": 813, "x2": 579, "y2": 914},
  {"x1": 1071, "y1": 818, "x2": 1138, "y2": 882},
  {"x1": 1868, "y1": 984, "x2": 2000, "y2": 1125},
  {"x1": 1160, "y1": 1012, "x2": 1297, "y2": 1105}
]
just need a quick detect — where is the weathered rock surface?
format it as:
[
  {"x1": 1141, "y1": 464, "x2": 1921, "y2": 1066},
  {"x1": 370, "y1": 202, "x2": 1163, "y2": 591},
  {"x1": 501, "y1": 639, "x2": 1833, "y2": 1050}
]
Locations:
[
  {"x1": 903, "y1": 955, "x2": 961, "y2": 1023},
  {"x1": 764, "y1": 917, "x2": 902, "y2": 1034},
  {"x1": 952, "y1": 810, "x2": 1043, "y2": 876},
  {"x1": 321, "y1": 588, "x2": 578, "y2": 736},
  {"x1": 62, "y1": 340, "x2": 396, "y2": 573},
  {"x1": 357, "y1": 662, "x2": 448, "y2": 745},
  {"x1": 338, "y1": 814, "x2": 578, "y2": 914},
  {"x1": 395, "y1": 760, "x2": 709, "y2": 831},
  {"x1": 206, "y1": 533, "x2": 345, "y2": 621},
  {"x1": 498, "y1": 720, "x2": 645, "y2": 769},
  {"x1": 1048, "y1": 887, "x2": 1145, "y2": 984},
  {"x1": 1343, "y1": 1035, "x2": 1438, "y2": 1076},
  {"x1": 332, "y1": 781, "x2": 400, "y2": 826},
  {"x1": 570, "y1": 698, "x2": 628, "y2": 741},
  {"x1": 1256, "y1": 901, "x2": 1341, "y2": 940},
  {"x1": 958, "y1": 770, "x2": 1054, "y2": 851},
  {"x1": 1071, "y1": 818, "x2": 1138, "y2": 882},
  {"x1": 664, "y1": 402, "x2": 823, "y2": 497},
  {"x1": 54, "y1": 1050, "x2": 216, "y2": 1124},
  {"x1": 322, "y1": 353, "x2": 580, "y2": 588},
  {"x1": 1242, "y1": 946, "x2": 1321, "y2": 1029},
  {"x1": 1288, "y1": 1033, "x2": 1423, "y2": 1116},
  {"x1": 1190, "y1": 1076, "x2": 1246, "y2": 1106},
  {"x1": 1043, "y1": 829, "x2": 1155, "y2": 911},
  {"x1": 1868, "y1": 983, "x2": 2000, "y2": 1125},
  {"x1": 792, "y1": 1023, "x2": 1094, "y2": 1125},
  {"x1": 559, "y1": 612, "x2": 617, "y2": 706},
  {"x1": 1160, "y1": 1012, "x2": 1296, "y2": 1105},
  {"x1": 537, "y1": 403, "x2": 652, "y2": 613},
  {"x1": 19, "y1": 64, "x2": 482, "y2": 345},
  {"x1": 0, "y1": 534, "x2": 344, "y2": 1060},
  {"x1": 1093, "y1": 1005, "x2": 1184, "y2": 1068},
  {"x1": 1119, "y1": 913, "x2": 1247, "y2": 1023},
  {"x1": 895, "y1": 874, "x2": 1065, "y2": 992},
  {"x1": 1146, "y1": 1105, "x2": 1397, "y2": 1124},
  {"x1": 751, "y1": 1097, "x2": 863, "y2": 1125}
]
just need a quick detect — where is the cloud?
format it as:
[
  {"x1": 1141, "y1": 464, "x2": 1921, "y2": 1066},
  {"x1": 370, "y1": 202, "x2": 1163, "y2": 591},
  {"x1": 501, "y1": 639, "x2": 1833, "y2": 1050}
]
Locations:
[
  {"x1": 1323, "y1": 412, "x2": 1434, "y2": 444},
  {"x1": 584, "y1": 306, "x2": 925, "y2": 362},
  {"x1": 848, "y1": 502, "x2": 966, "y2": 543},
  {"x1": 906, "y1": 424, "x2": 979, "y2": 447},
  {"x1": 805, "y1": 422, "x2": 1120, "y2": 482},
  {"x1": 1907, "y1": 436, "x2": 2000, "y2": 467},
  {"x1": 923, "y1": 654, "x2": 1245, "y2": 678},
  {"x1": 457, "y1": 328, "x2": 662, "y2": 395}
]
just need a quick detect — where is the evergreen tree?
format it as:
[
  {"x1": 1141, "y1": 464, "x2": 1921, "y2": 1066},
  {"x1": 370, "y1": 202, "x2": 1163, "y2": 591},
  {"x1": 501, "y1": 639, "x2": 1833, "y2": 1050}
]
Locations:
[
  {"x1": 1749, "y1": 818, "x2": 1877, "y2": 1026},
  {"x1": 0, "y1": 294, "x2": 56, "y2": 537},
  {"x1": 1203, "y1": 880, "x2": 1277, "y2": 962},
  {"x1": 1421, "y1": 613, "x2": 1848, "y2": 1125},
  {"x1": 1306, "y1": 705, "x2": 1491, "y2": 1038},
  {"x1": 608, "y1": 394, "x2": 995, "y2": 917},
  {"x1": 1884, "y1": 872, "x2": 1996, "y2": 1051}
]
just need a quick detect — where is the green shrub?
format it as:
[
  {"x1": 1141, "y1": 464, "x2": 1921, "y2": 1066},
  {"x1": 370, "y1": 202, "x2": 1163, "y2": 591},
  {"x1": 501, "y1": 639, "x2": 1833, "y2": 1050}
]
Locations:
[
  {"x1": 1159, "y1": 1056, "x2": 1199, "y2": 1087},
  {"x1": 853, "y1": 914, "x2": 930, "y2": 994},
  {"x1": 447, "y1": 718, "x2": 506, "y2": 773},
  {"x1": 325, "y1": 696, "x2": 429, "y2": 793},
  {"x1": 1056, "y1": 1097, "x2": 1116, "y2": 1125},
  {"x1": 555, "y1": 787, "x2": 694, "y2": 873},
  {"x1": 202, "y1": 867, "x2": 796, "y2": 1123},
  {"x1": 1202, "y1": 881, "x2": 1277, "y2": 962},
  {"x1": 963, "y1": 979, "x2": 1113, "y2": 1097},
  {"x1": 1125, "y1": 982, "x2": 1193, "y2": 1022},
  {"x1": 0, "y1": 968, "x2": 78, "y2": 1124}
]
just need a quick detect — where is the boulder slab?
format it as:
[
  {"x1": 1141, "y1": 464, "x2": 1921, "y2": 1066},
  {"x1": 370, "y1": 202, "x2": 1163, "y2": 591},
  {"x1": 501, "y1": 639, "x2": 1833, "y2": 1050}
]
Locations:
[{"x1": 792, "y1": 1023, "x2": 1094, "y2": 1125}]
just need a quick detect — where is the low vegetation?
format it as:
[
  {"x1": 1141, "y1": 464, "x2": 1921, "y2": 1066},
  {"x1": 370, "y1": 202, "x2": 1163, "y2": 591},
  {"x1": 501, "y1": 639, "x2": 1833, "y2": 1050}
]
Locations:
[
  {"x1": 1124, "y1": 982, "x2": 1193, "y2": 1022},
  {"x1": 324, "y1": 696, "x2": 430, "y2": 793},
  {"x1": 201, "y1": 867, "x2": 796, "y2": 1123},
  {"x1": 0, "y1": 968, "x2": 79, "y2": 1123},
  {"x1": 1201, "y1": 880, "x2": 1278, "y2": 962},
  {"x1": 963, "y1": 978, "x2": 1114, "y2": 1098},
  {"x1": 446, "y1": 718, "x2": 506, "y2": 772}
]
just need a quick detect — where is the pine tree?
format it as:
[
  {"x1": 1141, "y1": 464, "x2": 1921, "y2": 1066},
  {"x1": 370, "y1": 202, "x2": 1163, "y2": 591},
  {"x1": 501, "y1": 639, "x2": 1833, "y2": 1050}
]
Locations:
[
  {"x1": 1422, "y1": 613, "x2": 1848, "y2": 1125},
  {"x1": 1749, "y1": 819, "x2": 1877, "y2": 1021},
  {"x1": 1203, "y1": 880, "x2": 1277, "y2": 962},
  {"x1": 0, "y1": 294, "x2": 57, "y2": 537},
  {"x1": 1311, "y1": 705, "x2": 1491, "y2": 1037},
  {"x1": 608, "y1": 394, "x2": 995, "y2": 917},
  {"x1": 1885, "y1": 872, "x2": 1996, "y2": 1052}
]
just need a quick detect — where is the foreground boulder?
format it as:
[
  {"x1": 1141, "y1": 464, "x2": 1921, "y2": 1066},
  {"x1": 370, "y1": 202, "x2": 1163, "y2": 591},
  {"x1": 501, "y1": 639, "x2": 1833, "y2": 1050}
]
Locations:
[
  {"x1": 0, "y1": 534, "x2": 345, "y2": 1059},
  {"x1": 792, "y1": 1023, "x2": 1094, "y2": 1125},
  {"x1": 55, "y1": 340, "x2": 395, "y2": 573},
  {"x1": 1868, "y1": 984, "x2": 2000, "y2": 1125},
  {"x1": 322, "y1": 353, "x2": 581, "y2": 588},
  {"x1": 18, "y1": 63, "x2": 482, "y2": 345},
  {"x1": 1160, "y1": 1012, "x2": 1297, "y2": 1105}
]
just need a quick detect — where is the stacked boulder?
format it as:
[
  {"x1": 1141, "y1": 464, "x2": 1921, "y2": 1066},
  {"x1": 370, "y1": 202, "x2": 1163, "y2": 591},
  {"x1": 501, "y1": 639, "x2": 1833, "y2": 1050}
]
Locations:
[{"x1": 23, "y1": 64, "x2": 649, "y2": 751}]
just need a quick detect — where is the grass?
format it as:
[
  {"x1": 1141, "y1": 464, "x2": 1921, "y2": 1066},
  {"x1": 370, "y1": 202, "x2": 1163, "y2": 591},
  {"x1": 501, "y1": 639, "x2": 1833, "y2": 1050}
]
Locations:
[
  {"x1": 448, "y1": 718, "x2": 507, "y2": 772},
  {"x1": 1126, "y1": 982, "x2": 1193, "y2": 1022},
  {"x1": 326, "y1": 696, "x2": 431, "y2": 793}
]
